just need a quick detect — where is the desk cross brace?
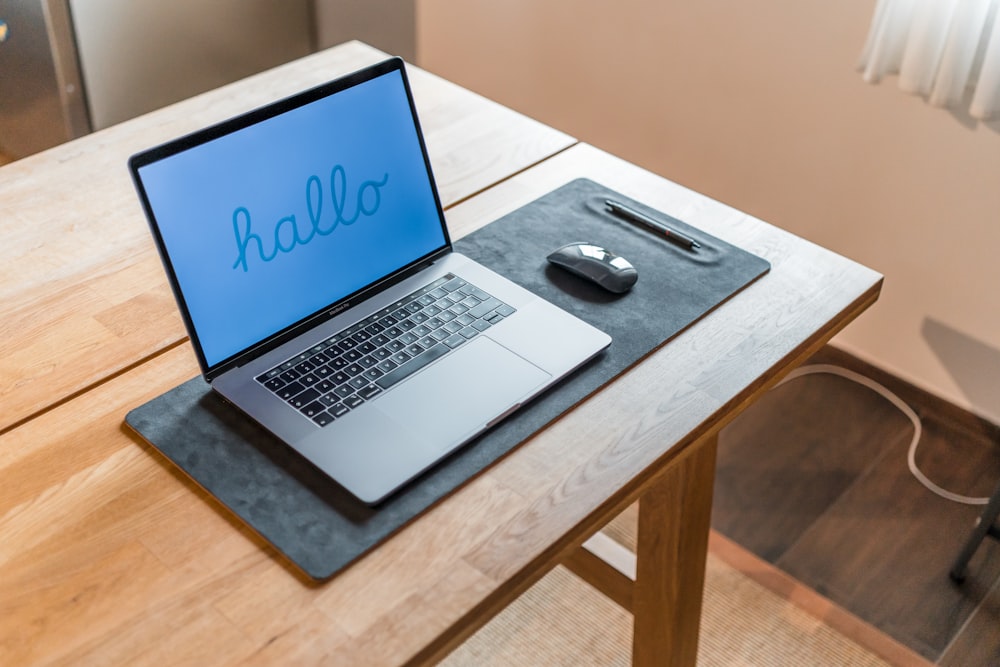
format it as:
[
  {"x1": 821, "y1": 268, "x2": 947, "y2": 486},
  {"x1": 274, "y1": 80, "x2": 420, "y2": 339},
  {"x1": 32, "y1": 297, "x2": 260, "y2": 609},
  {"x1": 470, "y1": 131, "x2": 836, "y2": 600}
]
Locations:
[{"x1": 562, "y1": 434, "x2": 718, "y2": 667}]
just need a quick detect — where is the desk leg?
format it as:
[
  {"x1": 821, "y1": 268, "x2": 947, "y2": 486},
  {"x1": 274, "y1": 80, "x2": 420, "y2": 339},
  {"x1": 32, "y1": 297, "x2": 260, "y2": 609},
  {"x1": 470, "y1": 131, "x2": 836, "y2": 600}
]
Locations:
[{"x1": 632, "y1": 435, "x2": 717, "y2": 667}]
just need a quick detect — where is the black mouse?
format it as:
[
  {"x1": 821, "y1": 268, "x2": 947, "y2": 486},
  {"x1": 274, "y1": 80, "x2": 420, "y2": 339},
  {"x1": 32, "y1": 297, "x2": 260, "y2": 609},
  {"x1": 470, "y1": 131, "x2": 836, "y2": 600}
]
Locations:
[{"x1": 547, "y1": 242, "x2": 638, "y2": 293}]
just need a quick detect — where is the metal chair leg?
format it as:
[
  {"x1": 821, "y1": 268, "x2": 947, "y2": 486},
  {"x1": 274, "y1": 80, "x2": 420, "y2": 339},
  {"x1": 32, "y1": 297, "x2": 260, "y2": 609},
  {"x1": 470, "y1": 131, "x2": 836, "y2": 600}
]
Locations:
[{"x1": 950, "y1": 479, "x2": 1000, "y2": 583}]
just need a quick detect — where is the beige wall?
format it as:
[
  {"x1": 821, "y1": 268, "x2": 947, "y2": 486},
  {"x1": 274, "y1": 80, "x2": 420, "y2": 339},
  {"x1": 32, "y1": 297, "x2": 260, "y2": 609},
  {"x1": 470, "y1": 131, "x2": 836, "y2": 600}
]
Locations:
[{"x1": 417, "y1": 0, "x2": 1000, "y2": 422}]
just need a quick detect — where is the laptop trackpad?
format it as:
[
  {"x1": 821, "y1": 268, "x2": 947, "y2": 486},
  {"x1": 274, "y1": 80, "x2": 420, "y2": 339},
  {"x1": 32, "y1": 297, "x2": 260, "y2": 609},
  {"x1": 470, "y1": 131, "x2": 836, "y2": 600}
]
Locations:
[{"x1": 375, "y1": 336, "x2": 551, "y2": 451}]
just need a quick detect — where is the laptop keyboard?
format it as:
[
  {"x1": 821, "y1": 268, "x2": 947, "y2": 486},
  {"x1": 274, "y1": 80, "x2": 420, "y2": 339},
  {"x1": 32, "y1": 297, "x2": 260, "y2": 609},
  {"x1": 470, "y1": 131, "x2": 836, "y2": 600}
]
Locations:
[{"x1": 255, "y1": 274, "x2": 516, "y2": 427}]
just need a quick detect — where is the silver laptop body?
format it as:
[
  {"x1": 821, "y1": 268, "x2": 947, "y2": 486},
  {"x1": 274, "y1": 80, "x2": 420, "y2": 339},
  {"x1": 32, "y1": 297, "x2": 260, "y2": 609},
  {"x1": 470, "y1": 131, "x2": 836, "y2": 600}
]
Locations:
[{"x1": 130, "y1": 57, "x2": 610, "y2": 504}]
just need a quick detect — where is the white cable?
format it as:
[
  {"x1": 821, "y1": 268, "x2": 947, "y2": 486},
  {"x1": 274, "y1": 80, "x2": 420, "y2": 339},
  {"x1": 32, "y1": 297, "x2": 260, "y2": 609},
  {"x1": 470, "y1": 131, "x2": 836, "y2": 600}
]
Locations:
[{"x1": 775, "y1": 363, "x2": 989, "y2": 506}]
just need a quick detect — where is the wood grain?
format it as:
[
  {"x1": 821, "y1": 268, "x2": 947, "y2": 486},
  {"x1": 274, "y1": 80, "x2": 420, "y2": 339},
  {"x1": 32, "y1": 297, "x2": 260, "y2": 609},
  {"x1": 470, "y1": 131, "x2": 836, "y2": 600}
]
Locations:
[
  {"x1": 564, "y1": 531, "x2": 637, "y2": 611},
  {"x1": 0, "y1": 40, "x2": 573, "y2": 433},
  {"x1": 632, "y1": 436, "x2": 717, "y2": 667},
  {"x1": 1, "y1": 137, "x2": 881, "y2": 664}
]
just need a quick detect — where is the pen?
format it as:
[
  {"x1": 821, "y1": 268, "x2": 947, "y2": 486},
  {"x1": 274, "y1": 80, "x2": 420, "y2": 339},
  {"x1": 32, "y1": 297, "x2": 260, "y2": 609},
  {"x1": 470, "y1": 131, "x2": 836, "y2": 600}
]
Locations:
[{"x1": 604, "y1": 199, "x2": 701, "y2": 250}]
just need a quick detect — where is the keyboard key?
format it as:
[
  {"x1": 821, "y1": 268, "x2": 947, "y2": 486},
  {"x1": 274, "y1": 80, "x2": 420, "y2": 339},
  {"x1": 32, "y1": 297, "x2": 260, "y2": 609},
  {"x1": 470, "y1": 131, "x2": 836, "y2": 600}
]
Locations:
[
  {"x1": 443, "y1": 321, "x2": 462, "y2": 334},
  {"x1": 456, "y1": 313, "x2": 475, "y2": 327},
  {"x1": 294, "y1": 360, "x2": 316, "y2": 374},
  {"x1": 279, "y1": 369, "x2": 301, "y2": 383},
  {"x1": 264, "y1": 377, "x2": 285, "y2": 391},
  {"x1": 405, "y1": 343, "x2": 424, "y2": 356},
  {"x1": 391, "y1": 351, "x2": 411, "y2": 365},
  {"x1": 344, "y1": 395, "x2": 365, "y2": 409},
  {"x1": 312, "y1": 411, "x2": 335, "y2": 427},
  {"x1": 258, "y1": 368, "x2": 281, "y2": 382},
  {"x1": 472, "y1": 319, "x2": 491, "y2": 332},
  {"x1": 289, "y1": 388, "x2": 319, "y2": 409},
  {"x1": 348, "y1": 376, "x2": 368, "y2": 390},
  {"x1": 345, "y1": 363, "x2": 364, "y2": 376},
  {"x1": 319, "y1": 392, "x2": 339, "y2": 407},
  {"x1": 299, "y1": 373, "x2": 320, "y2": 386},
  {"x1": 399, "y1": 332, "x2": 418, "y2": 345},
  {"x1": 278, "y1": 381, "x2": 305, "y2": 400},
  {"x1": 496, "y1": 304, "x2": 515, "y2": 317},
  {"x1": 460, "y1": 326, "x2": 478, "y2": 339},
  {"x1": 469, "y1": 297, "x2": 502, "y2": 319},
  {"x1": 358, "y1": 384, "x2": 381, "y2": 400},
  {"x1": 329, "y1": 403, "x2": 350, "y2": 418},
  {"x1": 363, "y1": 367, "x2": 384, "y2": 381},
  {"x1": 376, "y1": 343, "x2": 449, "y2": 389},
  {"x1": 444, "y1": 333, "x2": 466, "y2": 349},
  {"x1": 359, "y1": 356, "x2": 378, "y2": 369},
  {"x1": 376, "y1": 359, "x2": 398, "y2": 373},
  {"x1": 301, "y1": 401, "x2": 325, "y2": 418},
  {"x1": 334, "y1": 385, "x2": 355, "y2": 399}
]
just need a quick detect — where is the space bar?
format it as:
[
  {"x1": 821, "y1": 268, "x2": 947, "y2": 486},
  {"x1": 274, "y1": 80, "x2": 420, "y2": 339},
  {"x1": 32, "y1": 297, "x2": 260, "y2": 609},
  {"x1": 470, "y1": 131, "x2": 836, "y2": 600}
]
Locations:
[{"x1": 375, "y1": 344, "x2": 449, "y2": 390}]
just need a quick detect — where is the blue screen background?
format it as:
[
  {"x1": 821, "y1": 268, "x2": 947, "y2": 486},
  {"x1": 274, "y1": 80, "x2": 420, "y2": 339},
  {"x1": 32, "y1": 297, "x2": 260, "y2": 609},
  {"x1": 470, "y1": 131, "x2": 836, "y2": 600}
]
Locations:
[{"x1": 138, "y1": 70, "x2": 447, "y2": 368}]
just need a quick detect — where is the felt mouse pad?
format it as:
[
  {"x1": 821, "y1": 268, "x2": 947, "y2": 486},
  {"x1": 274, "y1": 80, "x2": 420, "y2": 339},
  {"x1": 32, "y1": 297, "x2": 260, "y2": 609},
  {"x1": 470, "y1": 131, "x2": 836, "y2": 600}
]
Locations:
[{"x1": 125, "y1": 177, "x2": 769, "y2": 580}]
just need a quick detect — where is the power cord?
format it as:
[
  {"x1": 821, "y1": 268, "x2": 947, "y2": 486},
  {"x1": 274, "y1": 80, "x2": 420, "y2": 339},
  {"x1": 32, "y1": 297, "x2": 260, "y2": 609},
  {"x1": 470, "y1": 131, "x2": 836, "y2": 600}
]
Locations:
[{"x1": 776, "y1": 363, "x2": 990, "y2": 506}]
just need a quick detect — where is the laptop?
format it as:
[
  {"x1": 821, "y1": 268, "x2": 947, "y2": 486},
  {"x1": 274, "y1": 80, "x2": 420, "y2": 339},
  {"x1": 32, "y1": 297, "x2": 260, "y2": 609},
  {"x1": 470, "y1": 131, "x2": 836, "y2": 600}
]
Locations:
[{"x1": 129, "y1": 57, "x2": 611, "y2": 505}]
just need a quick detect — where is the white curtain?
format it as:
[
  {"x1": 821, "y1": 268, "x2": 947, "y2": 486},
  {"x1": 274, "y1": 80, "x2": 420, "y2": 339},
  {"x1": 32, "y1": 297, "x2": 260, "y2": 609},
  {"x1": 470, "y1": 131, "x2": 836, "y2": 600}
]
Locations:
[{"x1": 858, "y1": 0, "x2": 1000, "y2": 119}]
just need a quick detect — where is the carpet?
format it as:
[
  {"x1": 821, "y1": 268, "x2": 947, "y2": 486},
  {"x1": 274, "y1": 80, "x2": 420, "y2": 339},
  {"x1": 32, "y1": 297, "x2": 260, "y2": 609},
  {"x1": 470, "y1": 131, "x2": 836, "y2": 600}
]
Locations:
[{"x1": 442, "y1": 508, "x2": 909, "y2": 666}]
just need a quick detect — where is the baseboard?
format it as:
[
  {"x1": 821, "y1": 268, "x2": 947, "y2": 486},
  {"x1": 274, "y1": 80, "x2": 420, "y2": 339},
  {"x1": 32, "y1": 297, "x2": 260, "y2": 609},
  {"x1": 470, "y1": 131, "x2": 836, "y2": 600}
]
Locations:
[
  {"x1": 708, "y1": 529, "x2": 934, "y2": 667},
  {"x1": 811, "y1": 345, "x2": 1000, "y2": 445}
]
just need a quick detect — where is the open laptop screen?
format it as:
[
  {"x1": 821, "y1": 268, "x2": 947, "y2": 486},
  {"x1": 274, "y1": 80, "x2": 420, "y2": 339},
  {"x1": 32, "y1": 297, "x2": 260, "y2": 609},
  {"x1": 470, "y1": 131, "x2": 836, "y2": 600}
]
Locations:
[{"x1": 132, "y1": 62, "x2": 448, "y2": 373}]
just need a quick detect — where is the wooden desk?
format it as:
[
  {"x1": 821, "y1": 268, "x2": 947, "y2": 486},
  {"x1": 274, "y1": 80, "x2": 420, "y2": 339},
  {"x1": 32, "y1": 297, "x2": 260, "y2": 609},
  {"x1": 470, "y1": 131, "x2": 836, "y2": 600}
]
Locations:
[{"x1": 0, "y1": 42, "x2": 882, "y2": 666}]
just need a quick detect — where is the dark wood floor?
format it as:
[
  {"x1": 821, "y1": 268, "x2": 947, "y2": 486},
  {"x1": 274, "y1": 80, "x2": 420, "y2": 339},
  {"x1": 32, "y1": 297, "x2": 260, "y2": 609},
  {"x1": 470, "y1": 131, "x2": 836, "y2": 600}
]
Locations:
[{"x1": 713, "y1": 345, "x2": 1000, "y2": 665}]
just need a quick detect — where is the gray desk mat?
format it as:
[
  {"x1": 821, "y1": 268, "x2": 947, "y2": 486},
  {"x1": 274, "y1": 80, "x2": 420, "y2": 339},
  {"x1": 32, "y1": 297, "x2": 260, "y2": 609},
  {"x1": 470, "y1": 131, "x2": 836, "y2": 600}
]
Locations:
[{"x1": 125, "y1": 178, "x2": 769, "y2": 580}]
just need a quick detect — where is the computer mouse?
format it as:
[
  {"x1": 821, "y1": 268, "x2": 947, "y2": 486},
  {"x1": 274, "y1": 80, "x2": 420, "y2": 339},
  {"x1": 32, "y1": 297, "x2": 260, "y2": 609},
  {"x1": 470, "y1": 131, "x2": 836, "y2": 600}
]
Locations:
[{"x1": 546, "y1": 242, "x2": 638, "y2": 294}]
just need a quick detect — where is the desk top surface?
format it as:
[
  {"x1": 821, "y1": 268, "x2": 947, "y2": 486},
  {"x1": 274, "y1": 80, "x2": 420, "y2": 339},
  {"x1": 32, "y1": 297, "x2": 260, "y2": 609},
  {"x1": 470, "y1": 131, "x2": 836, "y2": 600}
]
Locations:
[{"x1": 0, "y1": 42, "x2": 882, "y2": 666}]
